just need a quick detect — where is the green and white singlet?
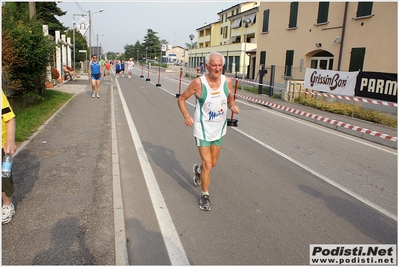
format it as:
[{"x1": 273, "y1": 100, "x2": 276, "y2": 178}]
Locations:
[{"x1": 193, "y1": 75, "x2": 230, "y2": 141}]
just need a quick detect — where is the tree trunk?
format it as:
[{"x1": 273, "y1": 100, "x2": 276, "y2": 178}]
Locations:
[{"x1": 28, "y1": 2, "x2": 36, "y2": 21}]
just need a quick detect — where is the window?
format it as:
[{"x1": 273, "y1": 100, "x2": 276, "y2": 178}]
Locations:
[
  {"x1": 262, "y1": 9, "x2": 270, "y2": 32},
  {"x1": 231, "y1": 18, "x2": 242, "y2": 29},
  {"x1": 356, "y1": 2, "x2": 373, "y2": 17},
  {"x1": 223, "y1": 26, "x2": 228, "y2": 38},
  {"x1": 260, "y1": 51, "x2": 266, "y2": 66},
  {"x1": 349, "y1": 47, "x2": 366, "y2": 71},
  {"x1": 288, "y1": 2, "x2": 299, "y2": 28},
  {"x1": 317, "y1": 2, "x2": 329, "y2": 24},
  {"x1": 285, "y1": 50, "x2": 294, "y2": 77}
]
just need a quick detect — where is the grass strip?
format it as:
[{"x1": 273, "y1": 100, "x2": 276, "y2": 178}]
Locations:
[{"x1": 13, "y1": 90, "x2": 73, "y2": 142}]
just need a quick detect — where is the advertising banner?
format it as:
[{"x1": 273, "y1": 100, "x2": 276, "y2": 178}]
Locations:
[
  {"x1": 355, "y1": 71, "x2": 397, "y2": 103},
  {"x1": 304, "y1": 68, "x2": 359, "y2": 96}
]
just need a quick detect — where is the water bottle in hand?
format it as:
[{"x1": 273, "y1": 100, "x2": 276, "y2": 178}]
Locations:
[{"x1": 2, "y1": 153, "x2": 12, "y2": 178}]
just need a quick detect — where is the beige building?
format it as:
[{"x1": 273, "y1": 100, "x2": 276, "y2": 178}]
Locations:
[
  {"x1": 165, "y1": 46, "x2": 189, "y2": 65},
  {"x1": 190, "y1": 1, "x2": 259, "y2": 75},
  {"x1": 254, "y1": 1, "x2": 397, "y2": 87},
  {"x1": 190, "y1": 1, "x2": 397, "y2": 90}
]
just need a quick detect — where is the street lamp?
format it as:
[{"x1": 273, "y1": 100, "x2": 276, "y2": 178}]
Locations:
[
  {"x1": 145, "y1": 47, "x2": 148, "y2": 64},
  {"x1": 189, "y1": 34, "x2": 194, "y2": 69},
  {"x1": 73, "y1": 13, "x2": 86, "y2": 71},
  {"x1": 89, "y1": 9, "x2": 104, "y2": 58},
  {"x1": 242, "y1": 17, "x2": 251, "y2": 89}
]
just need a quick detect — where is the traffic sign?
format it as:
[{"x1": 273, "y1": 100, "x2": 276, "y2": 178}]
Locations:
[{"x1": 76, "y1": 17, "x2": 89, "y2": 36}]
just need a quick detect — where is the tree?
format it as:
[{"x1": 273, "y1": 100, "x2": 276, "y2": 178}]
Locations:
[
  {"x1": 2, "y1": 2, "x2": 55, "y2": 97},
  {"x1": 106, "y1": 51, "x2": 118, "y2": 60},
  {"x1": 142, "y1": 29, "x2": 161, "y2": 61},
  {"x1": 124, "y1": 40, "x2": 144, "y2": 61},
  {"x1": 36, "y1": 2, "x2": 68, "y2": 36},
  {"x1": 185, "y1": 41, "x2": 198, "y2": 50}
]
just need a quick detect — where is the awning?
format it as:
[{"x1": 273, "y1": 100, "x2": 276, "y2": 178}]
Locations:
[
  {"x1": 231, "y1": 18, "x2": 241, "y2": 29},
  {"x1": 243, "y1": 13, "x2": 256, "y2": 25},
  {"x1": 225, "y1": 36, "x2": 238, "y2": 45}
]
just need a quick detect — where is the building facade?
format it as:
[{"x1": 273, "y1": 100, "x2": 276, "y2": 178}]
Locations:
[
  {"x1": 164, "y1": 46, "x2": 189, "y2": 65},
  {"x1": 255, "y1": 1, "x2": 397, "y2": 86},
  {"x1": 190, "y1": 1, "x2": 259, "y2": 75},
  {"x1": 190, "y1": 1, "x2": 397, "y2": 90}
]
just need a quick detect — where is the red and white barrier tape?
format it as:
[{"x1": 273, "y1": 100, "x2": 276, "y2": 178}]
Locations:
[{"x1": 236, "y1": 93, "x2": 398, "y2": 142}]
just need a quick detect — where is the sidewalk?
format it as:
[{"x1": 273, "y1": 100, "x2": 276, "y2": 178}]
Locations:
[{"x1": 2, "y1": 76, "x2": 116, "y2": 265}]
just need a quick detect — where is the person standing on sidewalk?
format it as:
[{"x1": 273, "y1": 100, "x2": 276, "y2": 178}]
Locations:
[
  {"x1": 2, "y1": 90, "x2": 17, "y2": 224},
  {"x1": 88, "y1": 54, "x2": 103, "y2": 98},
  {"x1": 177, "y1": 52, "x2": 240, "y2": 211}
]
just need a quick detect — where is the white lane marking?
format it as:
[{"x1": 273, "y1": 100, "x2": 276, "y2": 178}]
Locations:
[
  {"x1": 233, "y1": 127, "x2": 397, "y2": 222},
  {"x1": 116, "y1": 79, "x2": 190, "y2": 265},
  {"x1": 238, "y1": 100, "x2": 397, "y2": 155},
  {"x1": 111, "y1": 85, "x2": 129, "y2": 265}
]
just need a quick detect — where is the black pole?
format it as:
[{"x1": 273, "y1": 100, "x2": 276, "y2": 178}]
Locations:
[
  {"x1": 269, "y1": 65, "x2": 275, "y2": 97},
  {"x1": 258, "y1": 64, "x2": 265, "y2": 94}
]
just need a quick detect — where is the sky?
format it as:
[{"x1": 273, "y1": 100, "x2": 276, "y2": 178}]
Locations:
[{"x1": 56, "y1": 1, "x2": 240, "y2": 53}]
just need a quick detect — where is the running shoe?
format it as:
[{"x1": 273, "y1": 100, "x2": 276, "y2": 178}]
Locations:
[
  {"x1": 92, "y1": 92, "x2": 95, "y2": 98},
  {"x1": 192, "y1": 164, "x2": 201, "y2": 187},
  {"x1": 2, "y1": 203, "x2": 15, "y2": 224},
  {"x1": 199, "y1": 194, "x2": 211, "y2": 211},
  {"x1": 96, "y1": 93, "x2": 100, "y2": 98}
]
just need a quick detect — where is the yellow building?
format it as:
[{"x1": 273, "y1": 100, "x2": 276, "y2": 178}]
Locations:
[{"x1": 190, "y1": 1, "x2": 259, "y2": 76}]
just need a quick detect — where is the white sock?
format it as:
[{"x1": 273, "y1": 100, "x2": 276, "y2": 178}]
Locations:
[{"x1": 202, "y1": 191, "x2": 209, "y2": 196}]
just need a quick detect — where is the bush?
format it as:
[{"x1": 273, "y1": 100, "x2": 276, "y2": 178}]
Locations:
[{"x1": 2, "y1": 4, "x2": 56, "y2": 98}]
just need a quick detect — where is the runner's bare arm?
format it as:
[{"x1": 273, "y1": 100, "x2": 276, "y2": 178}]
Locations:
[
  {"x1": 226, "y1": 77, "x2": 240, "y2": 114},
  {"x1": 177, "y1": 78, "x2": 202, "y2": 126}
]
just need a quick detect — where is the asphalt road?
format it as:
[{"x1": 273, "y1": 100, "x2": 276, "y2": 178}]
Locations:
[
  {"x1": 2, "y1": 69, "x2": 396, "y2": 265},
  {"x1": 115, "y1": 69, "x2": 397, "y2": 265}
]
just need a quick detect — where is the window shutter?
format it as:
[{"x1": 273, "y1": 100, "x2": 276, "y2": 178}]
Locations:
[
  {"x1": 317, "y1": 2, "x2": 329, "y2": 24},
  {"x1": 262, "y1": 9, "x2": 270, "y2": 32},
  {"x1": 289, "y1": 2, "x2": 299, "y2": 28}
]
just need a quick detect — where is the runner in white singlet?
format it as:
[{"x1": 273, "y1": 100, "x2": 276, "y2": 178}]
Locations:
[
  {"x1": 193, "y1": 75, "x2": 229, "y2": 141},
  {"x1": 177, "y1": 52, "x2": 240, "y2": 211}
]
